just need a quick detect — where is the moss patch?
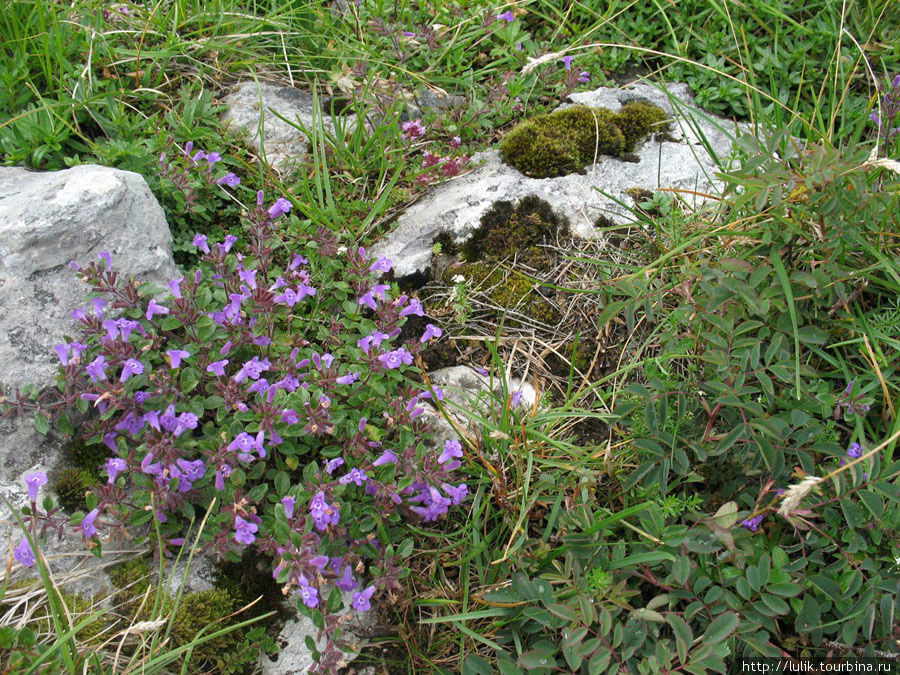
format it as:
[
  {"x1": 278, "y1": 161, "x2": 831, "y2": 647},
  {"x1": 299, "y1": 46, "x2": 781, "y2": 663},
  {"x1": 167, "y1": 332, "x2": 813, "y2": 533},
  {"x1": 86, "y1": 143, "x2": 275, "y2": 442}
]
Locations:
[
  {"x1": 52, "y1": 467, "x2": 98, "y2": 512},
  {"x1": 499, "y1": 102, "x2": 670, "y2": 178},
  {"x1": 461, "y1": 194, "x2": 569, "y2": 263},
  {"x1": 444, "y1": 261, "x2": 559, "y2": 325}
]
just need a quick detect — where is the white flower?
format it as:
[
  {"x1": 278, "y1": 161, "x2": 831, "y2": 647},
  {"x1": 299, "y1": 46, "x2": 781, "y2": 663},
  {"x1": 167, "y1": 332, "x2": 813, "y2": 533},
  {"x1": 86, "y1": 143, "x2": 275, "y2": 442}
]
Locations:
[{"x1": 452, "y1": 274, "x2": 465, "y2": 283}]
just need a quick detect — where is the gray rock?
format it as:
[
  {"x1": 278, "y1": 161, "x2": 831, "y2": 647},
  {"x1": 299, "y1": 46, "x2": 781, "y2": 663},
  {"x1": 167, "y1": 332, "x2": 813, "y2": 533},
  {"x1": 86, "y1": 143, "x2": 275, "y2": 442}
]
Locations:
[
  {"x1": 0, "y1": 164, "x2": 178, "y2": 393},
  {"x1": 404, "y1": 86, "x2": 466, "y2": 121},
  {"x1": 0, "y1": 163, "x2": 177, "y2": 600},
  {"x1": 222, "y1": 81, "x2": 355, "y2": 174},
  {"x1": 262, "y1": 596, "x2": 371, "y2": 675},
  {"x1": 372, "y1": 82, "x2": 742, "y2": 279}
]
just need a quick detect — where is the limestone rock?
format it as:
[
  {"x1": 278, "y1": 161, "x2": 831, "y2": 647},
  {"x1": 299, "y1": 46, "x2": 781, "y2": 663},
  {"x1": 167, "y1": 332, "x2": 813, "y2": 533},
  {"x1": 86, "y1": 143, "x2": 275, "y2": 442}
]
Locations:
[
  {"x1": 372, "y1": 82, "x2": 742, "y2": 279},
  {"x1": 222, "y1": 81, "x2": 356, "y2": 174},
  {"x1": 0, "y1": 164, "x2": 177, "y2": 599}
]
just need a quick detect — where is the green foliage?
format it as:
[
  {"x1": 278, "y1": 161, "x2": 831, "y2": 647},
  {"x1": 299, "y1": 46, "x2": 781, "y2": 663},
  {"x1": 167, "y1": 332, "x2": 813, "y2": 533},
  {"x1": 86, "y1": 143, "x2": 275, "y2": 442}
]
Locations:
[{"x1": 499, "y1": 103, "x2": 669, "y2": 178}]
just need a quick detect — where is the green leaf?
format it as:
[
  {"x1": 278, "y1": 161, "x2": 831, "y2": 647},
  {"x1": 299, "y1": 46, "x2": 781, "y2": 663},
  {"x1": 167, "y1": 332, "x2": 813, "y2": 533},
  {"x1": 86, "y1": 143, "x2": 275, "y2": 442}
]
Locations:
[
  {"x1": 710, "y1": 501, "x2": 738, "y2": 528},
  {"x1": 180, "y1": 367, "x2": 200, "y2": 394},
  {"x1": 518, "y1": 649, "x2": 557, "y2": 670},
  {"x1": 33, "y1": 413, "x2": 49, "y2": 435},
  {"x1": 274, "y1": 471, "x2": 290, "y2": 495},
  {"x1": 666, "y1": 614, "x2": 693, "y2": 664},
  {"x1": 767, "y1": 581, "x2": 802, "y2": 597},
  {"x1": 761, "y1": 593, "x2": 790, "y2": 615},
  {"x1": 702, "y1": 612, "x2": 739, "y2": 646},
  {"x1": 463, "y1": 654, "x2": 493, "y2": 675},
  {"x1": 546, "y1": 603, "x2": 579, "y2": 622},
  {"x1": 673, "y1": 556, "x2": 691, "y2": 585}
]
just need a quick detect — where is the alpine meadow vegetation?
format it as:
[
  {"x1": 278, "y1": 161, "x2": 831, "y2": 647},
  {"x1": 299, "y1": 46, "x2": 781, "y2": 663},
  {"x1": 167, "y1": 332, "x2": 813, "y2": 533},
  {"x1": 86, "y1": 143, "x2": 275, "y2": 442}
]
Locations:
[{"x1": 1, "y1": 0, "x2": 899, "y2": 673}]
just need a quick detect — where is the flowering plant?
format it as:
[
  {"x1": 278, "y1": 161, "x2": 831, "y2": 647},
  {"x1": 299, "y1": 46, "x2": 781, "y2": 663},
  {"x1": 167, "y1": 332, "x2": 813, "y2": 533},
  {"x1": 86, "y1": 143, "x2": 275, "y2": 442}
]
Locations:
[{"x1": 2, "y1": 180, "x2": 467, "y2": 670}]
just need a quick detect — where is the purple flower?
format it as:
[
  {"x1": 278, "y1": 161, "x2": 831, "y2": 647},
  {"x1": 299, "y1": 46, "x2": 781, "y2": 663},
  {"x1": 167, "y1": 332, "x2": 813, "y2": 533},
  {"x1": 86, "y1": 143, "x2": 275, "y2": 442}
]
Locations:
[
  {"x1": 369, "y1": 256, "x2": 392, "y2": 274},
  {"x1": 336, "y1": 372, "x2": 359, "y2": 385},
  {"x1": 420, "y1": 323, "x2": 442, "y2": 343},
  {"x1": 222, "y1": 235, "x2": 237, "y2": 253},
  {"x1": 81, "y1": 508, "x2": 99, "y2": 538},
  {"x1": 206, "y1": 359, "x2": 228, "y2": 376},
  {"x1": 335, "y1": 564, "x2": 357, "y2": 592},
  {"x1": 98, "y1": 251, "x2": 112, "y2": 269},
  {"x1": 515, "y1": 41, "x2": 523, "y2": 51},
  {"x1": 24, "y1": 472, "x2": 47, "y2": 502},
  {"x1": 167, "y1": 278, "x2": 183, "y2": 299},
  {"x1": 401, "y1": 30, "x2": 417, "y2": 37},
  {"x1": 228, "y1": 431, "x2": 266, "y2": 460},
  {"x1": 378, "y1": 348, "x2": 413, "y2": 370},
  {"x1": 120, "y1": 359, "x2": 144, "y2": 382},
  {"x1": 577, "y1": 71, "x2": 590, "y2": 83},
  {"x1": 176, "y1": 458, "x2": 204, "y2": 482},
  {"x1": 339, "y1": 467, "x2": 368, "y2": 486},
  {"x1": 234, "y1": 356, "x2": 271, "y2": 383},
  {"x1": 497, "y1": 10, "x2": 515, "y2": 22},
  {"x1": 309, "y1": 491, "x2": 340, "y2": 530},
  {"x1": 205, "y1": 152, "x2": 222, "y2": 167},
  {"x1": 192, "y1": 234, "x2": 210, "y2": 254},
  {"x1": 145, "y1": 299, "x2": 169, "y2": 320},
  {"x1": 324, "y1": 457, "x2": 345, "y2": 474},
  {"x1": 740, "y1": 515, "x2": 764, "y2": 532},
  {"x1": 297, "y1": 575, "x2": 318, "y2": 608},
  {"x1": 351, "y1": 585, "x2": 376, "y2": 611},
  {"x1": 216, "y1": 172, "x2": 240, "y2": 187},
  {"x1": 234, "y1": 516, "x2": 258, "y2": 545},
  {"x1": 438, "y1": 439, "x2": 463, "y2": 465},
  {"x1": 401, "y1": 119, "x2": 426, "y2": 140},
  {"x1": 399, "y1": 298, "x2": 424, "y2": 317},
  {"x1": 373, "y1": 450, "x2": 398, "y2": 466},
  {"x1": 104, "y1": 458, "x2": 126, "y2": 484},
  {"x1": 141, "y1": 453, "x2": 163, "y2": 476},
  {"x1": 441, "y1": 482, "x2": 468, "y2": 505},
  {"x1": 167, "y1": 349, "x2": 190, "y2": 368},
  {"x1": 85, "y1": 355, "x2": 108, "y2": 382},
  {"x1": 281, "y1": 496, "x2": 295, "y2": 520},
  {"x1": 280, "y1": 408, "x2": 299, "y2": 425},
  {"x1": 268, "y1": 197, "x2": 292, "y2": 220},
  {"x1": 847, "y1": 442, "x2": 863, "y2": 459},
  {"x1": 13, "y1": 536, "x2": 35, "y2": 567},
  {"x1": 561, "y1": 55, "x2": 573, "y2": 70},
  {"x1": 510, "y1": 390, "x2": 523, "y2": 408}
]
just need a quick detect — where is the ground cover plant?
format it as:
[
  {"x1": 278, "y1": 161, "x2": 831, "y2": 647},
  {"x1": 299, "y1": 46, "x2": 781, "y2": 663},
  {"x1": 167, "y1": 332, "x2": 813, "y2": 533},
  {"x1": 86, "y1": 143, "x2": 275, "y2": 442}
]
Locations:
[{"x1": 1, "y1": 0, "x2": 899, "y2": 673}]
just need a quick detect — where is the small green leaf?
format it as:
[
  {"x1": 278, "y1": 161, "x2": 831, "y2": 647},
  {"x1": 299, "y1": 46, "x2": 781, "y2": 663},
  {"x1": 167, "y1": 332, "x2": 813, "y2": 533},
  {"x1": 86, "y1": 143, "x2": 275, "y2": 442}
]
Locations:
[
  {"x1": 710, "y1": 501, "x2": 738, "y2": 528},
  {"x1": 761, "y1": 593, "x2": 790, "y2": 615},
  {"x1": 666, "y1": 614, "x2": 693, "y2": 664},
  {"x1": 702, "y1": 612, "x2": 739, "y2": 645},
  {"x1": 673, "y1": 556, "x2": 691, "y2": 585},
  {"x1": 33, "y1": 413, "x2": 50, "y2": 435}
]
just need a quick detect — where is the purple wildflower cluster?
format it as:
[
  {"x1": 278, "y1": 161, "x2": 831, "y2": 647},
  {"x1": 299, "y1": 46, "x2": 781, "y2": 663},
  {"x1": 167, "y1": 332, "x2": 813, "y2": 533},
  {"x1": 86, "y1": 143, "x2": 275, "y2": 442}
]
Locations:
[
  {"x1": 157, "y1": 138, "x2": 240, "y2": 211},
  {"x1": 4, "y1": 176, "x2": 468, "y2": 640},
  {"x1": 399, "y1": 118, "x2": 470, "y2": 184}
]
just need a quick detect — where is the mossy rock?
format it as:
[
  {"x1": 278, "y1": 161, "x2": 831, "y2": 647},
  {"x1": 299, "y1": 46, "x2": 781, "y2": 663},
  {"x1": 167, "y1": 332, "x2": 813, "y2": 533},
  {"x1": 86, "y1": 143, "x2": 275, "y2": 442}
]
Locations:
[
  {"x1": 499, "y1": 102, "x2": 670, "y2": 178},
  {"x1": 461, "y1": 195, "x2": 569, "y2": 263}
]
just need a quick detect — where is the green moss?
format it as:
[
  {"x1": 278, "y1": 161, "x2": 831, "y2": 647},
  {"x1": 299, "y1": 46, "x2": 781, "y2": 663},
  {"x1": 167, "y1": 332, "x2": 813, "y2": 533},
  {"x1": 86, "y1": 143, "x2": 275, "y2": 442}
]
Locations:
[
  {"x1": 446, "y1": 261, "x2": 559, "y2": 324},
  {"x1": 499, "y1": 103, "x2": 670, "y2": 178},
  {"x1": 461, "y1": 194, "x2": 569, "y2": 263},
  {"x1": 52, "y1": 468, "x2": 98, "y2": 512},
  {"x1": 109, "y1": 556, "x2": 153, "y2": 605},
  {"x1": 66, "y1": 437, "x2": 109, "y2": 475},
  {"x1": 614, "y1": 102, "x2": 670, "y2": 152}
]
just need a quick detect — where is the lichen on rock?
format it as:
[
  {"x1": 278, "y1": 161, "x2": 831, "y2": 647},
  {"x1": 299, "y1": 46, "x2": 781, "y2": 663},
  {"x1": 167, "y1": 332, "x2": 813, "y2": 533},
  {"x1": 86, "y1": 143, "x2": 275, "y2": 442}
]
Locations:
[{"x1": 499, "y1": 102, "x2": 670, "y2": 178}]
